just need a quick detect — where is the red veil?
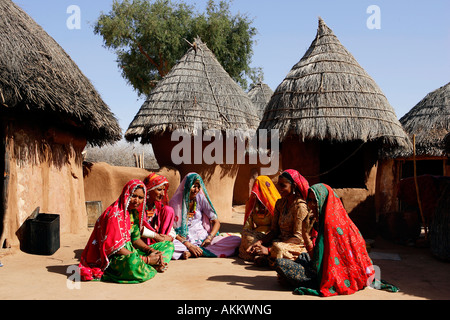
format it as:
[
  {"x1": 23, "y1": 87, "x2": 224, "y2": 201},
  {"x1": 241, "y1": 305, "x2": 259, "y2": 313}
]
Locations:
[{"x1": 78, "y1": 180, "x2": 146, "y2": 281}]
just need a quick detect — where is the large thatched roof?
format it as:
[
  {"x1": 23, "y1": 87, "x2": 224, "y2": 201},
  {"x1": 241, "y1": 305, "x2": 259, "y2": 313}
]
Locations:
[
  {"x1": 248, "y1": 82, "x2": 273, "y2": 120},
  {"x1": 259, "y1": 18, "x2": 411, "y2": 153},
  {"x1": 398, "y1": 82, "x2": 449, "y2": 157},
  {"x1": 125, "y1": 37, "x2": 260, "y2": 142},
  {"x1": 0, "y1": 0, "x2": 121, "y2": 146}
]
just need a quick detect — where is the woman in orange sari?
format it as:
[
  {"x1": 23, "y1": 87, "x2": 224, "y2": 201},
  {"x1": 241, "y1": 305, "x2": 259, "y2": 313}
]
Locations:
[
  {"x1": 239, "y1": 176, "x2": 281, "y2": 261},
  {"x1": 246, "y1": 170, "x2": 315, "y2": 267}
]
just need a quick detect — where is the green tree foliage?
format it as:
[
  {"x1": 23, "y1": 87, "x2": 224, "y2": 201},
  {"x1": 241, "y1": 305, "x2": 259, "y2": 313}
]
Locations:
[{"x1": 94, "y1": 0, "x2": 258, "y2": 96}]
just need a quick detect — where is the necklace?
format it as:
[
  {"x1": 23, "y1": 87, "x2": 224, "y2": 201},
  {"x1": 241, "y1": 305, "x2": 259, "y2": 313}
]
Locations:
[{"x1": 187, "y1": 199, "x2": 196, "y2": 219}]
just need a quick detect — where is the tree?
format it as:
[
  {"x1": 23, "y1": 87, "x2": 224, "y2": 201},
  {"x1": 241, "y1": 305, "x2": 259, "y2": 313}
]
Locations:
[{"x1": 94, "y1": 0, "x2": 258, "y2": 96}]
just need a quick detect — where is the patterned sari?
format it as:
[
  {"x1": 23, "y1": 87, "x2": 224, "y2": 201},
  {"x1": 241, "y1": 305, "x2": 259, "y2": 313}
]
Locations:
[
  {"x1": 276, "y1": 183, "x2": 398, "y2": 296},
  {"x1": 78, "y1": 180, "x2": 174, "y2": 283}
]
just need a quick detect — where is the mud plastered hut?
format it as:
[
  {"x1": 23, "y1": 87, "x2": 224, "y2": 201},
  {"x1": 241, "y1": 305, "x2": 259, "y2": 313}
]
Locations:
[
  {"x1": 125, "y1": 38, "x2": 260, "y2": 220},
  {"x1": 376, "y1": 82, "x2": 449, "y2": 242},
  {"x1": 233, "y1": 82, "x2": 278, "y2": 206},
  {"x1": 0, "y1": 0, "x2": 121, "y2": 247},
  {"x1": 259, "y1": 18, "x2": 411, "y2": 237}
]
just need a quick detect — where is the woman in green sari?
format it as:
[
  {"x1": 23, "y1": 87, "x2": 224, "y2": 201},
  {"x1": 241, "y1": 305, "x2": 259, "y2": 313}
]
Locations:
[
  {"x1": 274, "y1": 183, "x2": 398, "y2": 297},
  {"x1": 79, "y1": 180, "x2": 174, "y2": 283}
]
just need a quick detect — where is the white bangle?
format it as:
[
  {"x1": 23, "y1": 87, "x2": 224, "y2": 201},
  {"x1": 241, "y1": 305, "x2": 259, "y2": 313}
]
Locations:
[{"x1": 142, "y1": 226, "x2": 157, "y2": 239}]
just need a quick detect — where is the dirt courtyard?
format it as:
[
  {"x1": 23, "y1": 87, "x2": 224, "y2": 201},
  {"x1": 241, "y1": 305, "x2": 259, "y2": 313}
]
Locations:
[{"x1": 1, "y1": 206, "x2": 449, "y2": 301}]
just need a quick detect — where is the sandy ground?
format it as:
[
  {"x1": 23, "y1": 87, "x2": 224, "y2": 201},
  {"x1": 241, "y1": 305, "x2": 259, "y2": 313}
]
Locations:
[{"x1": 1, "y1": 206, "x2": 449, "y2": 301}]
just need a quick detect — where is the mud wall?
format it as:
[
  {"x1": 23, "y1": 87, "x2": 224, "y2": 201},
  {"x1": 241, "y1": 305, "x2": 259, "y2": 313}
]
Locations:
[{"x1": 2, "y1": 122, "x2": 87, "y2": 246}]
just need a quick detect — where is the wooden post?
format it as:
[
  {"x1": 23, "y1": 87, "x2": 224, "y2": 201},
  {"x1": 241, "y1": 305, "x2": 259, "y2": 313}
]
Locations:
[{"x1": 413, "y1": 134, "x2": 427, "y2": 239}]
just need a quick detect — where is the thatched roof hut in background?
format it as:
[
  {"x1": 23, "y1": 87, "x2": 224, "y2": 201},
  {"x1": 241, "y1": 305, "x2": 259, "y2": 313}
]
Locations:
[
  {"x1": 399, "y1": 82, "x2": 449, "y2": 158},
  {"x1": 125, "y1": 37, "x2": 260, "y2": 220},
  {"x1": 248, "y1": 82, "x2": 273, "y2": 120},
  {"x1": 259, "y1": 18, "x2": 411, "y2": 237},
  {"x1": 0, "y1": 0, "x2": 121, "y2": 248},
  {"x1": 377, "y1": 82, "x2": 450, "y2": 238}
]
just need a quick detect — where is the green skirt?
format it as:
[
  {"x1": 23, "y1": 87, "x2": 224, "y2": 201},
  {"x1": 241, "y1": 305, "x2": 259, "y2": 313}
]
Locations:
[{"x1": 102, "y1": 241, "x2": 175, "y2": 284}]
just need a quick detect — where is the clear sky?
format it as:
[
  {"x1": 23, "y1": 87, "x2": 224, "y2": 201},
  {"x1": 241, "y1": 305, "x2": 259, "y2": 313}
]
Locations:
[{"x1": 12, "y1": 0, "x2": 450, "y2": 133}]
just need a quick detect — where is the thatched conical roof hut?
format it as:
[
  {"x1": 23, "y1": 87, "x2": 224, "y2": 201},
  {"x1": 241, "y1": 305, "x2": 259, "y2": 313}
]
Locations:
[
  {"x1": 376, "y1": 83, "x2": 450, "y2": 225},
  {"x1": 125, "y1": 37, "x2": 259, "y2": 142},
  {"x1": 125, "y1": 37, "x2": 260, "y2": 220},
  {"x1": 260, "y1": 17, "x2": 410, "y2": 151},
  {"x1": 248, "y1": 82, "x2": 273, "y2": 120},
  {"x1": 0, "y1": 0, "x2": 121, "y2": 146},
  {"x1": 259, "y1": 17, "x2": 411, "y2": 177},
  {"x1": 399, "y1": 82, "x2": 449, "y2": 157},
  {"x1": 259, "y1": 18, "x2": 411, "y2": 237},
  {"x1": 0, "y1": 0, "x2": 121, "y2": 247}
]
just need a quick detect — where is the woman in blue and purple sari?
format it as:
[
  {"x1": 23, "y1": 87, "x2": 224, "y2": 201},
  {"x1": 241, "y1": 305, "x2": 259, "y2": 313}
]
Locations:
[{"x1": 169, "y1": 173, "x2": 241, "y2": 260}]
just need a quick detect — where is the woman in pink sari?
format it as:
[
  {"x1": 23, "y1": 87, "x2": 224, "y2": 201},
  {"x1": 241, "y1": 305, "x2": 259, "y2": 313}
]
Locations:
[{"x1": 141, "y1": 173, "x2": 176, "y2": 245}]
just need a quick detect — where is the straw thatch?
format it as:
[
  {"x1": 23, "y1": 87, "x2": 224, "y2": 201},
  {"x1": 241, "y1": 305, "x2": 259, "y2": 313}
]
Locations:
[
  {"x1": 125, "y1": 37, "x2": 260, "y2": 142},
  {"x1": 259, "y1": 18, "x2": 411, "y2": 154},
  {"x1": 248, "y1": 82, "x2": 273, "y2": 120},
  {"x1": 445, "y1": 133, "x2": 450, "y2": 155},
  {"x1": 0, "y1": 0, "x2": 121, "y2": 146},
  {"x1": 398, "y1": 82, "x2": 450, "y2": 157}
]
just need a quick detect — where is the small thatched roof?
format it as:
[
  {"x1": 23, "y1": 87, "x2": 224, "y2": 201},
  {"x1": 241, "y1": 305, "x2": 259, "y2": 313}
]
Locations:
[
  {"x1": 0, "y1": 0, "x2": 121, "y2": 146},
  {"x1": 398, "y1": 82, "x2": 449, "y2": 157},
  {"x1": 259, "y1": 18, "x2": 411, "y2": 154},
  {"x1": 248, "y1": 82, "x2": 273, "y2": 120},
  {"x1": 125, "y1": 37, "x2": 260, "y2": 142}
]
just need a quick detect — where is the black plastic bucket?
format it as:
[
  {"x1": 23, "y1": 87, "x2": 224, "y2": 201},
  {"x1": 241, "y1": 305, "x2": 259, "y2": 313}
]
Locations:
[{"x1": 24, "y1": 213, "x2": 60, "y2": 255}]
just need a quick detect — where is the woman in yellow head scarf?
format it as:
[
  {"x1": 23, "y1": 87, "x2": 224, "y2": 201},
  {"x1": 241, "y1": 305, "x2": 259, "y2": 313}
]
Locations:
[{"x1": 239, "y1": 176, "x2": 281, "y2": 261}]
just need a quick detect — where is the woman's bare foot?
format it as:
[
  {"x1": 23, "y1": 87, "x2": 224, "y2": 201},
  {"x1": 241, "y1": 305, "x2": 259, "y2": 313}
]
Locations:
[{"x1": 181, "y1": 251, "x2": 192, "y2": 260}]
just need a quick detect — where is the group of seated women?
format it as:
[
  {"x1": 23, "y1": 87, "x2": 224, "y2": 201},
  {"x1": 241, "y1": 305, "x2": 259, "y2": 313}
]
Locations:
[{"x1": 78, "y1": 169, "x2": 398, "y2": 296}]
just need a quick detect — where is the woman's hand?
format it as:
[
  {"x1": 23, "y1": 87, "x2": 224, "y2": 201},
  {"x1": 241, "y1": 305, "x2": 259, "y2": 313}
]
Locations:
[
  {"x1": 246, "y1": 240, "x2": 269, "y2": 256},
  {"x1": 185, "y1": 241, "x2": 203, "y2": 257},
  {"x1": 201, "y1": 235, "x2": 213, "y2": 248},
  {"x1": 155, "y1": 233, "x2": 174, "y2": 242}
]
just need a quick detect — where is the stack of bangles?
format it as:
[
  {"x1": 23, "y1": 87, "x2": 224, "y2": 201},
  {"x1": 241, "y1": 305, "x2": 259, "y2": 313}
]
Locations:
[{"x1": 140, "y1": 255, "x2": 153, "y2": 265}]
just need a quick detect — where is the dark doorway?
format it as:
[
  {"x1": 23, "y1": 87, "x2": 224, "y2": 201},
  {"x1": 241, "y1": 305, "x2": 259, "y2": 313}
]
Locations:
[{"x1": 319, "y1": 141, "x2": 367, "y2": 188}]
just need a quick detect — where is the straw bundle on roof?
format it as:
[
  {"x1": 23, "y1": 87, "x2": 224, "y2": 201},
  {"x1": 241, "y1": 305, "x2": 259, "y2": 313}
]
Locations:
[
  {"x1": 259, "y1": 18, "x2": 411, "y2": 154},
  {"x1": 398, "y1": 82, "x2": 449, "y2": 157},
  {"x1": 125, "y1": 37, "x2": 260, "y2": 142},
  {"x1": 0, "y1": 0, "x2": 121, "y2": 146},
  {"x1": 248, "y1": 82, "x2": 273, "y2": 120}
]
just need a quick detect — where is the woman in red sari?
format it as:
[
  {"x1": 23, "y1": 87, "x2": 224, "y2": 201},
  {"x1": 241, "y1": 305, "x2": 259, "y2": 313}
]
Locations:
[
  {"x1": 275, "y1": 183, "x2": 398, "y2": 296},
  {"x1": 141, "y1": 173, "x2": 176, "y2": 245},
  {"x1": 78, "y1": 180, "x2": 174, "y2": 283}
]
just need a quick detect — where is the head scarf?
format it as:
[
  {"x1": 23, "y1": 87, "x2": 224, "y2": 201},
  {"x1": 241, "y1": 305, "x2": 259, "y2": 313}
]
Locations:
[
  {"x1": 295, "y1": 183, "x2": 375, "y2": 297},
  {"x1": 280, "y1": 169, "x2": 310, "y2": 200},
  {"x1": 79, "y1": 179, "x2": 147, "y2": 281},
  {"x1": 169, "y1": 173, "x2": 218, "y2": 238},
  {"x1": 244, "y1": 176, "x2": 281, "y2": 225},
  {"x1": 143, "y1": 173, "x2": 169, "y2": 206}
]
